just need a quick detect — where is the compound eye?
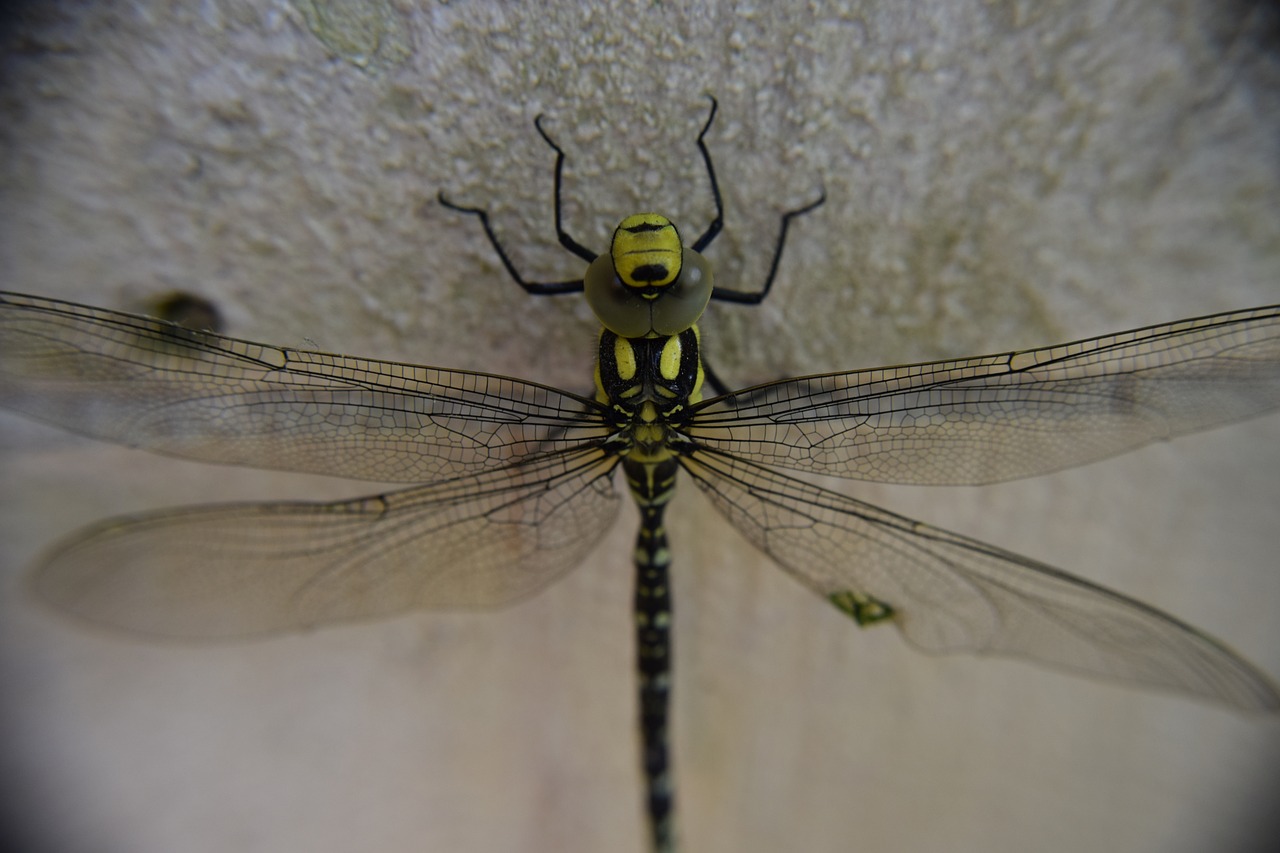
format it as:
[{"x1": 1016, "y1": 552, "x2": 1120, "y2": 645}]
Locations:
[
  {"x1": 649, "y1": 248, "x2": 713, "y2": 335},
  {"x1": 584, "y1": 248, "x2": 714, "y2": 337},
  {"x1": 584, "y1": 253, "x2": 654, "y2": 338}
]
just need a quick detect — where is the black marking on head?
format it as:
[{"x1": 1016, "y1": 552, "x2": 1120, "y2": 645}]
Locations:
[
  {"x1": 630, "y1": 263, "x2": 671, "y2": 283},
  {"x1": 625, "y1": 222, "x2": 668, "y2": 234}
]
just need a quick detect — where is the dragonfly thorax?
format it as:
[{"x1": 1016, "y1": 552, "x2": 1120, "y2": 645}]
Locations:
[{"x1": 596, "y1": 327, "x2": 704, "y2": 462}]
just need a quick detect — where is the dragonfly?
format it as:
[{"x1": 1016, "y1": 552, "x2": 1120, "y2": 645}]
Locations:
[{"x1": 2, "y1": 104, "x2": 1279, "y2": 853}]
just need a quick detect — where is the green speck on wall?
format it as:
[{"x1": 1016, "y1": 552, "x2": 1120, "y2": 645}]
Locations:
[{"x1": 829, "y1": 590, "x2": 896, "y2": 627}]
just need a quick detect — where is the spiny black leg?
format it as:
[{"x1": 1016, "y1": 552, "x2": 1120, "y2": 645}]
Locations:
[
  {"x1": 438, "y1": 108, "x2": 607, "y2": 294},
  {"x1": 438, "y1": 192, "x2": 587, "y2": 295},
  {"x1": 534, "y1": 116, "x2": 598, "y2": 263},
  {"x1": 690, "y1": 96, "x2": 724, "y2": 254},
  {"x1": 696, "y1": 185, "x2": 824, "y2": 398},
  {"x1": 710, "y1": 188, "x2": 826, "y2": 304},
  {"x1": 684, "y1": 94, "x2": 825, "y2": 305}
]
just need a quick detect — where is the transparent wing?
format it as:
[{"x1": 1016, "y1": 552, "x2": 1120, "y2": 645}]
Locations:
[
  {"x1": 689, "y1": 306, "x2": 1280, "y2": 484},
  {"x1": 31, "y1": 450, "x2": 621, "y2": 639},
  {"x1": 682, "y1": 449, "x2": 1280, "y2": 712},
  {"x1": 0, "y1": 291, "x2": 609, "y2": 483}
]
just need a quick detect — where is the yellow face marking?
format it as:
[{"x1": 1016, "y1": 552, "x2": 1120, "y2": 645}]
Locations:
[
  {"x1": 593, "y1": 360, "x2": 606, "y2": 403},
  {"x1": 659, "y1": 335, "x2": 683, "y2": 381},
  {"x1": 613, "y1": 335, "x2": 637, "y2": 381},
  {"x1": 611, "y1": 214, "x2": 682, "y2": 289}
]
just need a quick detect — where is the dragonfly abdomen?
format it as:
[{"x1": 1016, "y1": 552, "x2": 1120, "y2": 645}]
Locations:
[
  {"x1": 598, "y1": 324, "x2": 703, "y2": 853},
  {"x1": 625, "y1": 455, "x2": 680, "y2": 853}
]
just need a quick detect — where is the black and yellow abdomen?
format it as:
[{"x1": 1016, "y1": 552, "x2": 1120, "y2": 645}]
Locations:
[{"x1": 593, "y1": 325, "x2": 704, "y2": 853}]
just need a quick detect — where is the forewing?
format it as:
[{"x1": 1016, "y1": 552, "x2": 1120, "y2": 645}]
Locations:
[
  {"x1": 690, "y1": 306, "x2": 1280, "y2": 484},
  {"x1": 682, "y1": 450, "x2": 1280, "y2": 712},
  {"x1": 31, "y1": 450, "x2": 621, "y2": 638},
  {"x1": 0, "y1": 291, "x2": 607, "y2": 482}
]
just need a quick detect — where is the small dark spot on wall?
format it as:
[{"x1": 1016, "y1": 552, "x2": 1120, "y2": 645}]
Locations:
[{"x1": 150, "y1": 292, "x2": 224, "y2": 333}]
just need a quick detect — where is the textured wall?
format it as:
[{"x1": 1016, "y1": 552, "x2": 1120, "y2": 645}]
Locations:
[{"x1": 1, "y1": 2, "x2": 1278, "y2": 852}]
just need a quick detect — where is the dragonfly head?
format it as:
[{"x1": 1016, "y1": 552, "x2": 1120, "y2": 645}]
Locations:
[{"x1": 585, "y1": 214, "x2": 713, "y2": 338}]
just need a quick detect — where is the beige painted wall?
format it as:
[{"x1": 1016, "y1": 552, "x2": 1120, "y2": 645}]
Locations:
[{"x1": 1, "y1": 2, "x2": 1277, "y2": 851}]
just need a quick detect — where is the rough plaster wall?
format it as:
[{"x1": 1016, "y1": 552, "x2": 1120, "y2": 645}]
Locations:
[{"x1": 0, "y1": 1, "x2": 1278, "y2": 852}]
